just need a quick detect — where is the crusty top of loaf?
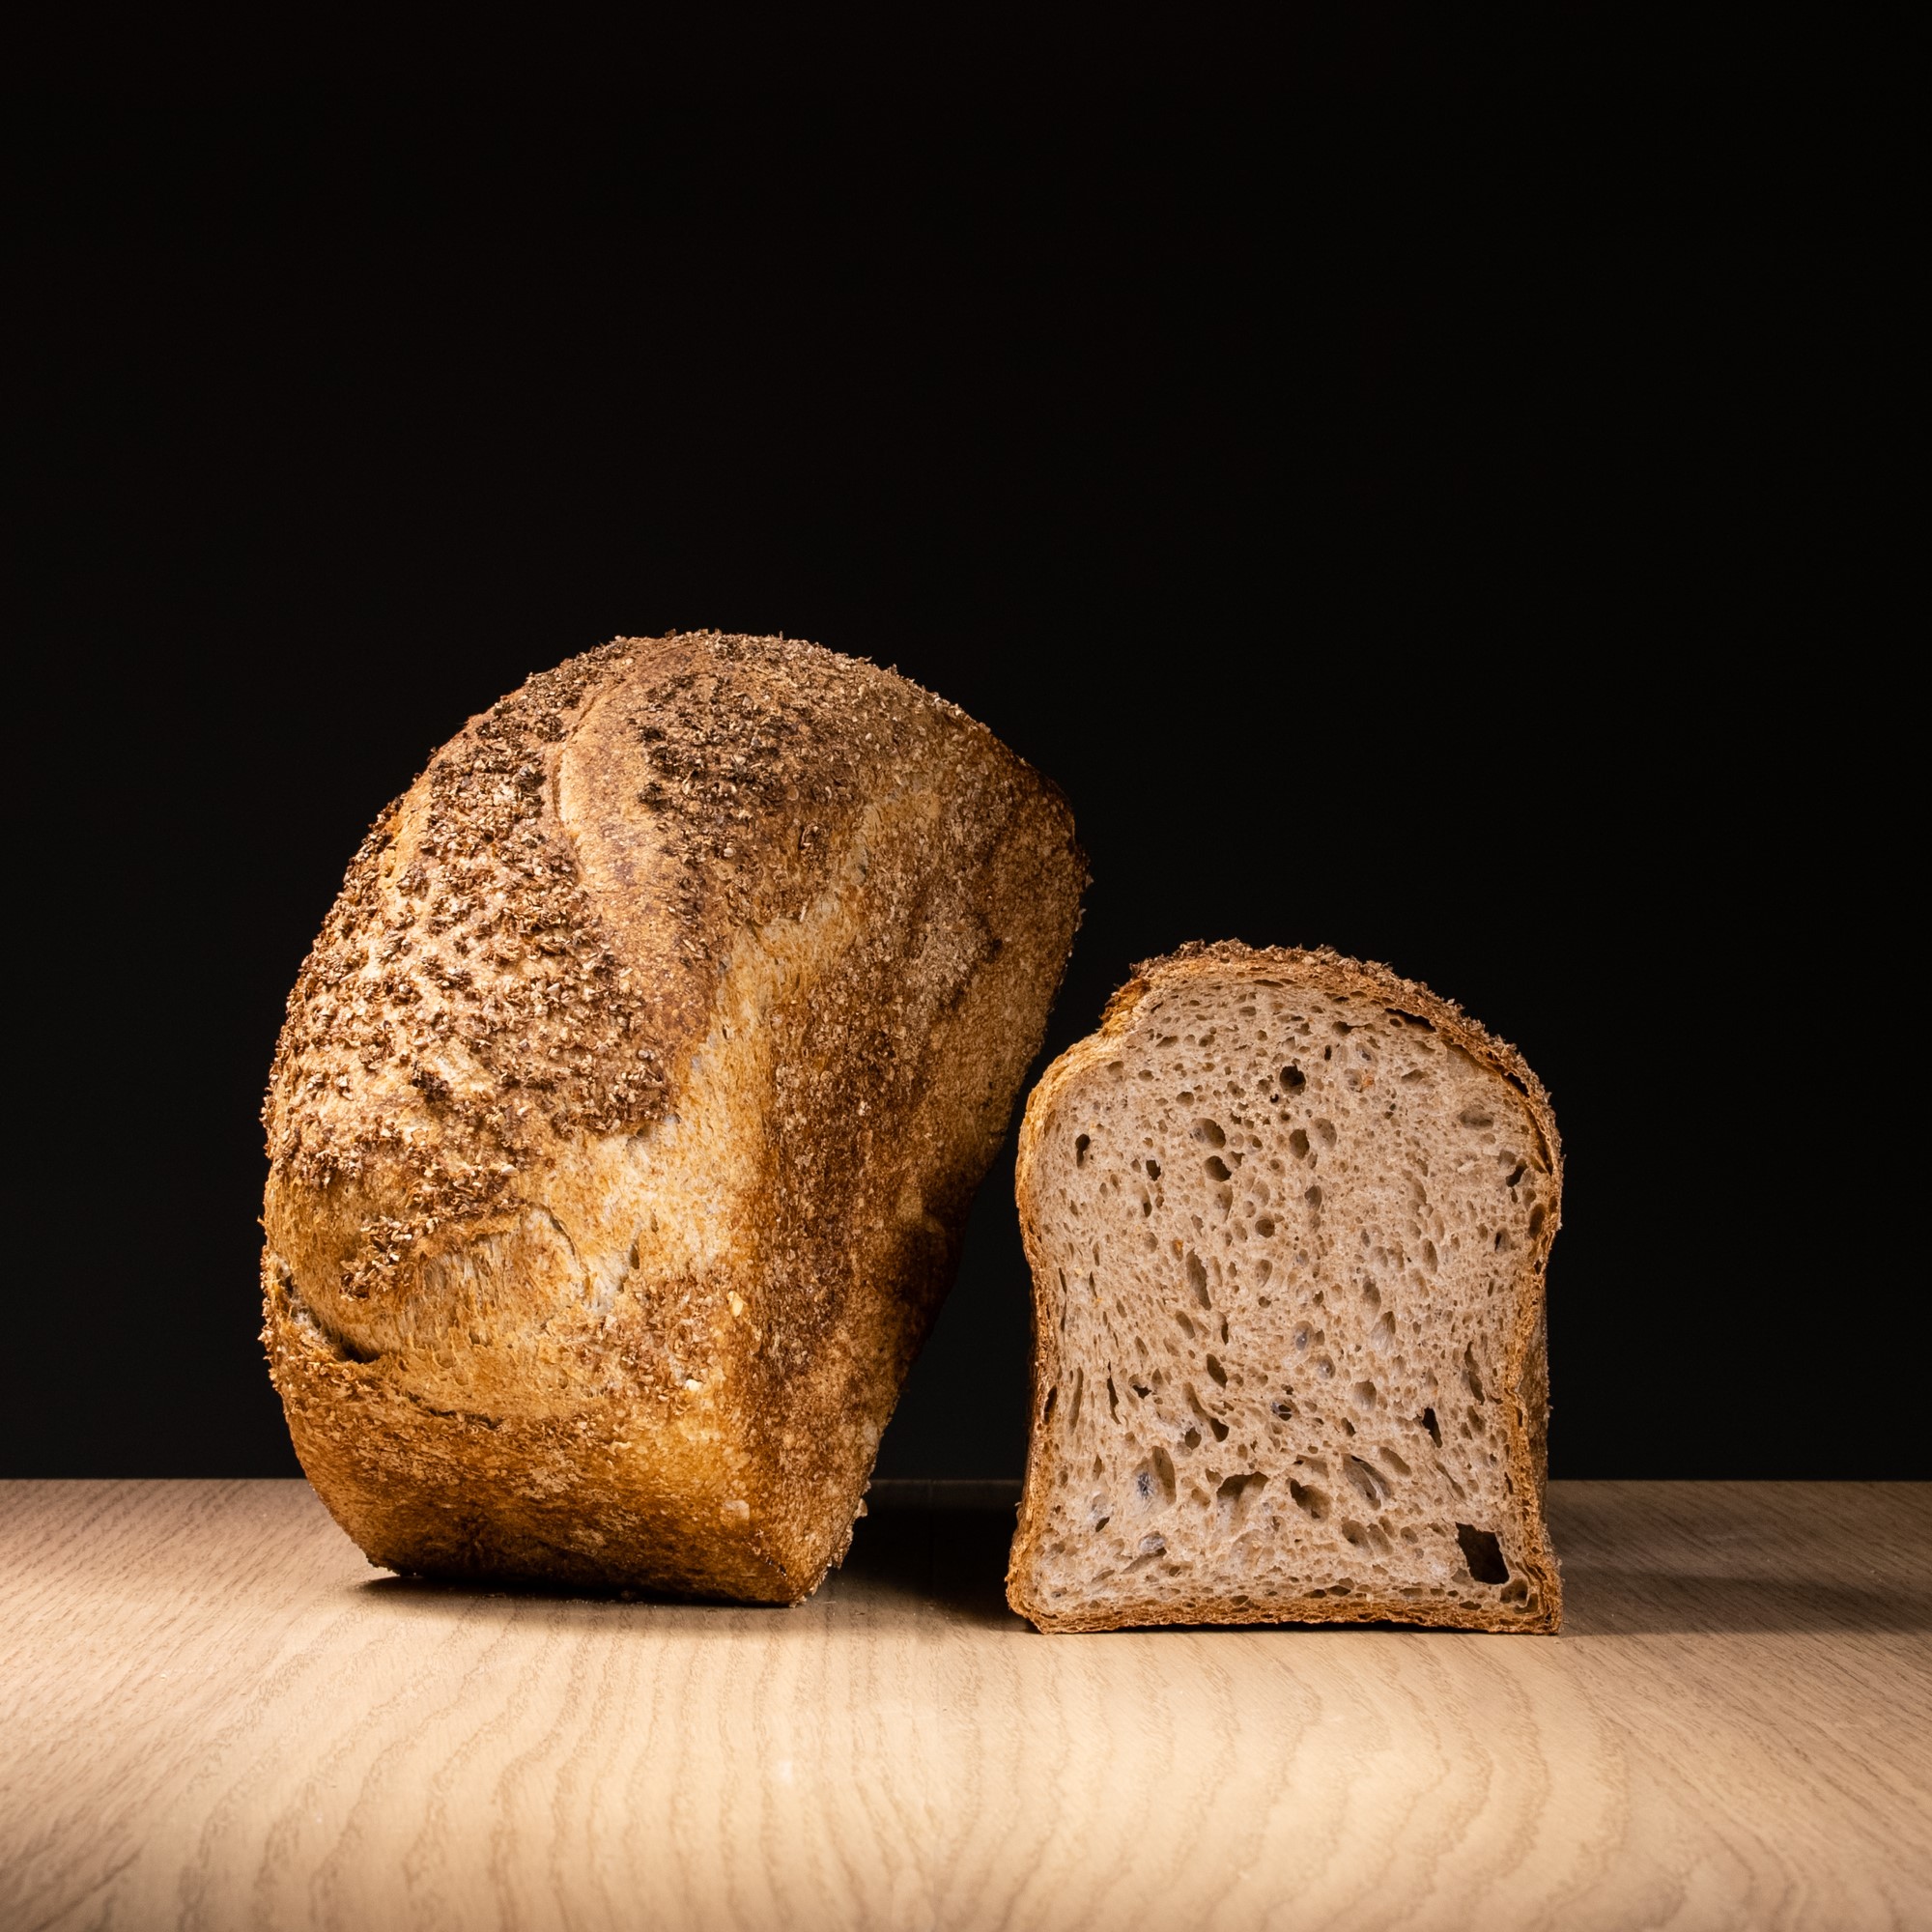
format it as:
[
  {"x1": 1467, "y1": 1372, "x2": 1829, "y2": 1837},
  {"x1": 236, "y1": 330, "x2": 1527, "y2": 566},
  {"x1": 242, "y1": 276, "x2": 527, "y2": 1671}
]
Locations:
[
  {"x1": 263, "y1": 631, "x2": 1037, "y2": 1305},
  {"x1": 1101, "y1": 941, "x2": 1560, "y2": 1178}
]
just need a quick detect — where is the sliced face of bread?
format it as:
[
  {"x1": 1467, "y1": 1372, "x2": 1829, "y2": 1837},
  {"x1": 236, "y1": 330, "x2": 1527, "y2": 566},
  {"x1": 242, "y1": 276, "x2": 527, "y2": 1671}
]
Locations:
[{"x1": 1007, "y1": 943, "x2": 1562, "y2": 1634}]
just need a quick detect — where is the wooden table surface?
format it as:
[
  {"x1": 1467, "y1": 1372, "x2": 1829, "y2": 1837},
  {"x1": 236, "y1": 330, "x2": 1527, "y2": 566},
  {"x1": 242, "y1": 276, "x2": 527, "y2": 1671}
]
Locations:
[{"x1": 3, "y1": 1480, "x2": 1927, "y2": 1932}]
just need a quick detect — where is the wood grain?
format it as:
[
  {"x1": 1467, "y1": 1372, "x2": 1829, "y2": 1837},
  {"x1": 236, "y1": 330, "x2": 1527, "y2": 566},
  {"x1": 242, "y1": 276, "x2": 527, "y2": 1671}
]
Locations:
[{"x1": 2, "y1": 1481, "x2": 1927, "y2": 1931}]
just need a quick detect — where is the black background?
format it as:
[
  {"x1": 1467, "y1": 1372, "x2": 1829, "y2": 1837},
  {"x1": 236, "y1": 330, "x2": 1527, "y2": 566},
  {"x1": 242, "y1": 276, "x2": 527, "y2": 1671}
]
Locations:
[{"x1": 10, "y1": 71, "x2": 1912, "y2": 1482}]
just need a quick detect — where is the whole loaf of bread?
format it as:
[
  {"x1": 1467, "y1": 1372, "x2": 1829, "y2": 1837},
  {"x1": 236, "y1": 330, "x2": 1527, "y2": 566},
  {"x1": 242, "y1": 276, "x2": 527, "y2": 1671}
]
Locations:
[{"x1": 262, "y1": 632, "x2": 1085, "y2": 1602}]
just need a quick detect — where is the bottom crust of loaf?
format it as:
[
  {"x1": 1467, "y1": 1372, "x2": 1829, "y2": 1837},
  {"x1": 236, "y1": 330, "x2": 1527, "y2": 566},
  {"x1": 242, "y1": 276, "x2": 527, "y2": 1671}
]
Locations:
[{"x1": 1014, "y1": 1591, "x2": 1559, "y2": 1636}]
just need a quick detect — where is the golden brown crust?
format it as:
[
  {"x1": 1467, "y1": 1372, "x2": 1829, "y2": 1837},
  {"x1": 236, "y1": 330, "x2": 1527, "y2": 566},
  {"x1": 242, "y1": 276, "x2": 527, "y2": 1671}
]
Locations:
[
  {"x1": 1007, "y1": 942, "x2": 1562, "y2": 1634},
  {"x1": 265, "y1": 633, "x2": 1086, "y2": 1602}
]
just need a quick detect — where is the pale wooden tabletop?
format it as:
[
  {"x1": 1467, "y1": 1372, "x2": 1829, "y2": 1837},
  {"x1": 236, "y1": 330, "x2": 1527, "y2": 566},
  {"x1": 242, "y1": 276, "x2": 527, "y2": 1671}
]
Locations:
[{"x1": 2, "y1": 1480, "x2": 1927, "y2": 1932}]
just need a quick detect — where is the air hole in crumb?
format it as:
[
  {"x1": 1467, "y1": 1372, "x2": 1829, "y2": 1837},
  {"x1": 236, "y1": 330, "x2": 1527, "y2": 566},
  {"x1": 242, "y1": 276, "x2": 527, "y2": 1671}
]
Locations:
[
  {"x1": 1305, "y1": 1186, "x2": 1322, "y2": 1208},
  {"x1": 1151, "y1": 1447, "x2": 1177, "y2": 1503},
  {"x1": 1216, "y1": 1471, "x2": 1267, "y2": 1521},
  {"x1": 1281, "y1": 1064, "x2": 1306, "y2": 1091},
  {"x1": 1421, "y1": 1406, "x2": 1441, "y2": 1445},
  {"x1": 1206, "y1": 1355, "x2": 1228, "y2": 1385},
  {"x1": 1345, "y1": 1458, "x2": 1386, "y2": 1506},
  {"x1": 1068, "y1": 1369, "x2": 1083, "y2": 1429},
  {"x1": 1183, "y1": 1428, "x2": 1201, "y2": 1449},
  {"x1": 1147, "y1": 1158, "x2": 1162, "y2": 1179},
  {"x1": 1289, "y1": 1480, "x2": 1330, "y2": 1521},
  {"x1": 1209, "y1": 1416, "x2": 1229, "y2": 1442},
  {"x1": 1186, "y1": 1252, "x2": 1210, "y2": 1306},
  {"x1": 1459, "y1": 1108, "x2": 1493, "y2": 1129},
  {"x1": 1270, "y1": 1398, "x2": 1294, "y2": 1420},
  {"x1": 1204, "y1": 1155, "x2": 1233, "y2": 1181},
  {"x1": 1507, "y1": 1162, "x2": 1526, "y2": 1188},
  {"x1": 1136, "y1": 1533, "x2": 1166, "y2": 1558},
  {"x1": 1041, "y1": 1386, "x2": 1057, "y2": 1425},
  {"x1": 1074, "y1": 1134, "x2": 1091, "y2": 1167},
  {"x1": 1528, "y1": 1205, "x2": 1548, "y2": 1237},
  {"x1": 1107, "y1": 1376, "x2": 1120, "y2": 1420},
  {"x1": 1456, "y1": 1524, "x2": 1510, "y2": 1584},
  {"x1": 1380, "y1": 1447, "x2": 1411, "y2": 1476},
  {"x1": 1289, "y1": 1129, "x2": 1311, "y2": 1160},
  {"x1": 1193, "y1": 1120, "x2": 1226, "y2": 1148},
  {"x1": 1463, "y1": 1347, "x2": 1486, "y2": 1402},
  {"x1": 1350, "y1": 1379, "x2": 1378, "y2": 1411}
]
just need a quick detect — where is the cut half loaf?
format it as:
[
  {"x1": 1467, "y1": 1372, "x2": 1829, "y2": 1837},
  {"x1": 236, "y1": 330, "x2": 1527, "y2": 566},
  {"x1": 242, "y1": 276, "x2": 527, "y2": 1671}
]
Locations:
[
  {"x1": 1007, "y1": 943, "x2": 1561, "y2": 1633},
  {"x1": 263, "y1": 632, "x2": 1084, "y2": 1604}
]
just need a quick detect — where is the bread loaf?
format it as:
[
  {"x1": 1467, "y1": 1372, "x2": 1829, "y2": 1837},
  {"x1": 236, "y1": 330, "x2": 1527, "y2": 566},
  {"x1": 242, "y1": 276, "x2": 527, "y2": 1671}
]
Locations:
[
  {"x1": 1007, "y1": 943, "x2": 1561, "y2": 1633},
  {"x1": 262, "y1": 633, "x2": 1085, "y2": 1603}
]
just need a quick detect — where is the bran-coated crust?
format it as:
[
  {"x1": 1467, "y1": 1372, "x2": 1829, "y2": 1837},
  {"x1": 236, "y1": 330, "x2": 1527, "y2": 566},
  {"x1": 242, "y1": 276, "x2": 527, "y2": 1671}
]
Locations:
[
  {"x1": 265, "y1": 633, "x2": 1085, "y2": 1603},
  {"x1": 1007, "y1": 943, "x2": 1562, "y2": 1634}
]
